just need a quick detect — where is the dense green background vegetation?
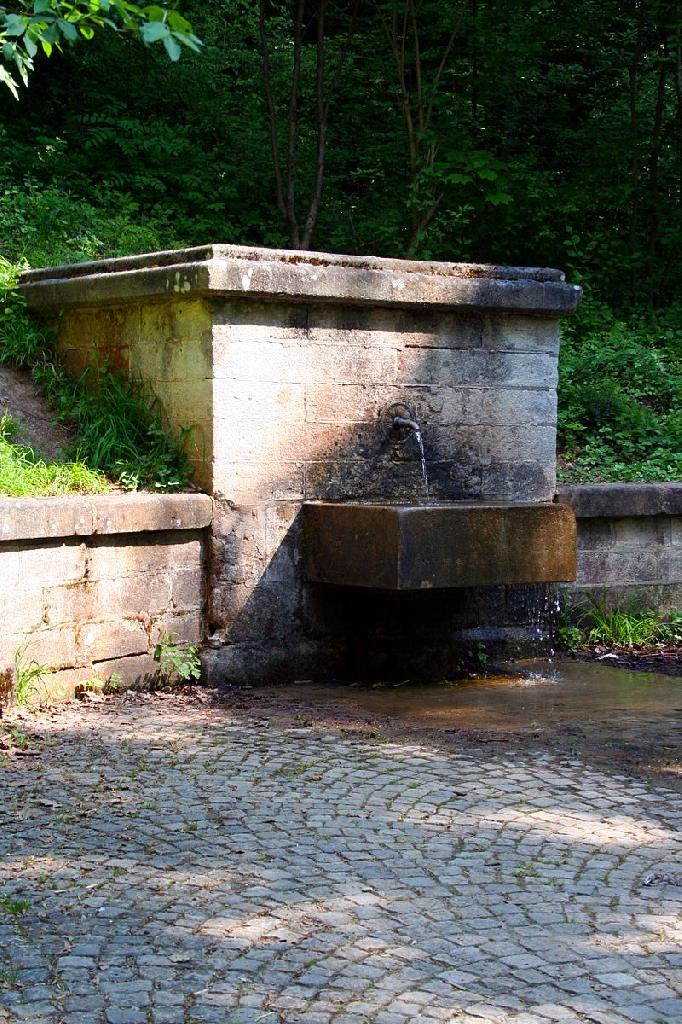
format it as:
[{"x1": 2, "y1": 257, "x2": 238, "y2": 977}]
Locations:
[{"x1": 0, "y1": 0, "x2": 680, "y2": 483}]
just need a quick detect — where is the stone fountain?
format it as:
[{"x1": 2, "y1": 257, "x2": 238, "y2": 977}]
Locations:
[{"x1": 21, "y1": 245, "x2": 581, "y2": 682}]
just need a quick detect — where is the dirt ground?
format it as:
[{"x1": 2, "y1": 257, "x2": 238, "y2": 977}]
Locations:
[
  {"x1": 570, "y1": 646, "x2": 682, "y2": 677},
  {"x1": 0, "y1": 365, "x2": 73, "y2": 459}
]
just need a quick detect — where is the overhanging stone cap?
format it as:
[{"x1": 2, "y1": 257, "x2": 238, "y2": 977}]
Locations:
[
  {"x1": 0, "y1": 492, "x2": 212, "y2": 543},
  {"x1": 20, "y1": 243, "x2": 582, "y2": 316},
  {"x1": 555, "y1": 483, "x2": 682, "y2": 518}
]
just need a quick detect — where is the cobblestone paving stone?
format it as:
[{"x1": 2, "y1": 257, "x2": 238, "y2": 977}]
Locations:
[{"x1": 1, "y1": 693, "x2": 682, "y2": 1024}]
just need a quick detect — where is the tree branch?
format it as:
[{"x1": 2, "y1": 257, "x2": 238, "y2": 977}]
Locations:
[
  {"x1": 302, "y1": 0, "x2": 329, "y2": 248},
  {"x1": 285, "y1": 0, "x2": 305, "y2": 247},
  {"x1": 258, "y1": 0, "x2": 288, "y2": 226}
]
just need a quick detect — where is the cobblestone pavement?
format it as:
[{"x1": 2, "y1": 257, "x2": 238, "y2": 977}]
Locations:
[{"x1": 2, "y1": 692, "x2": 682, "y2": 1024}]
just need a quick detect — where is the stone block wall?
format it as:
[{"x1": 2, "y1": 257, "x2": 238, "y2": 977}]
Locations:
[
  {"x1": 21, "y1": 246, "x2": 581, "y2": 682},
  {"x1": 557, "y1": 484, "x2": 682, "y2": 614},
  {"x1": 207, "y1": 301, "x2": 569, "y2": 679},
  {"x1": 0, "y1": 494, "x2": 211, "y2": 704}
]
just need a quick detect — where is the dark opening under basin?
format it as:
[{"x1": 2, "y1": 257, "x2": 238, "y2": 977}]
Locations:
[{"x1": 302, "y1": 501, "x2": 576, "y2": 590}]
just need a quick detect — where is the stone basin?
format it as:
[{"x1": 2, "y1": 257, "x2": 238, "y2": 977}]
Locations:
[{"x1": 303, "y1": 501, "x2": 576, "y2": 590}]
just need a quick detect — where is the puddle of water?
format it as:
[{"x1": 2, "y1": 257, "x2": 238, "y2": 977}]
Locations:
[{"x1": 285, "y1": 661, "x2": 682, "y2": 732}]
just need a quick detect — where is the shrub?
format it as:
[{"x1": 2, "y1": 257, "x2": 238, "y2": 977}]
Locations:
[{"x1": 558, "y1": 299, "x2": 682, "y2": 482}]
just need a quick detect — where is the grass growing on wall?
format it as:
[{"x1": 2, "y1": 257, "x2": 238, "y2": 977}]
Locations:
[{"x1": 0, "y1": 256, "x2": 191, "y2": 493}]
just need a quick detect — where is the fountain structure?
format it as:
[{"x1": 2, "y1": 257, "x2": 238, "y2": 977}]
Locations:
[{"x1": 21, "y1": 245, "x2": 581, "y2": 682}]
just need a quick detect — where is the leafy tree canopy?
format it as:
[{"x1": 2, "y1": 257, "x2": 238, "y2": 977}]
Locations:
[{"x1": 0, "y1": 0, "x2": 200, "y2": 96}]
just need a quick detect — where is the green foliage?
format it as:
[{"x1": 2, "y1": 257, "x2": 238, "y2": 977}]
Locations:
[
  {"x1": 559, "y1": 600, "x2": 682, "y2": 651},
  {"x1": 0, "y1": 413, "x2": 106, "y2": 495},
  {"x1": 0, "y1": 966, "x2": 22, "y2": 987},
  {"x1": 558, "y1": 300, "x2": 682, "y2": 482},
  {"x1": 153, "y1": 631, "x2": 201, "y2": 683},
  {"x1": 0, "y1": 895, "x2": 30, "y2": 915},
  {"x1": 35, "y1": 363, "x2": 192, "y2": 491},
  {"x1": 556, "y1": 624, "x2": 582, "y2": 653},
  {"x1": 14, "y1": 643, "x2": 48, "y2": 703},
  {"x1": 0, "y1": 180, "x2": 181, "y2": 266},
  {"x1": 0, "y1": 0, "x2": 200, "y2": 98}
]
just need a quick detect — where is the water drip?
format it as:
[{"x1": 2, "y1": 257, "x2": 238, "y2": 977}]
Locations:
[{"x1": 412, "y1": 424, "x2": 430, "y2": 497}]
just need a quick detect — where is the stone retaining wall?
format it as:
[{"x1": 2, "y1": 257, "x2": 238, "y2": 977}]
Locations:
[
  {"x1": 556, "y1": 483, "x2": 682, "y2": 613},
  {"x1": 0, "y1": 493, "x2": 211, "y2": 704}
]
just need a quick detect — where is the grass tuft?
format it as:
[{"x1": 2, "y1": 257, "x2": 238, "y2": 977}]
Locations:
[
  {"x1": 559, "y1": 599, "x2": 682, "y2": 651},
  {"x1": 14, "y1": 645, "x2": 49, "y2": 705},
  {"x1": 0, "y1": 414, "x2": 107, "y2": 497}
]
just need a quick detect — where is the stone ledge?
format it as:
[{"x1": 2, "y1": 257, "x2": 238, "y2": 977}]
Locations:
[
  {"x1": 20, "y1": 244, "x2": 582, "y2": 316},
  {"x1": 0, "y1": 493, "x2": 213, "y2": 543},
  {"x1": 555, "y1": 483, "x2": 682, "y2": 518}
]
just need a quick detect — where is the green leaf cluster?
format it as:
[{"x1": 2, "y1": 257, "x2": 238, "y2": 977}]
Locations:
[{"x1": 0, "y1": 0, "x2": 200, "y2": 96}]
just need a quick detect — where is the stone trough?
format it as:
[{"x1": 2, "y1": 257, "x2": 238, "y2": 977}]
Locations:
[
  {"x1": 21, "y1": 244, "x2": 582, "y2": 682},
  {"x1": 303, "y1": 501, "x2": 576, "y2": 590}
]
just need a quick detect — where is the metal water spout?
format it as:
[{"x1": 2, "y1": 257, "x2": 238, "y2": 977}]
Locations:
[
  {"x1": 393, "y1": 415, "x2": 421, "y2": 432},
  {"x1": 392, "y1": 415, "x2": 429, "y2": 497}
]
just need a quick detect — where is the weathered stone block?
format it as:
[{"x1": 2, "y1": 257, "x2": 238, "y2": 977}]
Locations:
[
  {"x1": 78, "y1": 619, "x2": 149, "y2": 662},
  {"x1": 128, "y1": 299, "x2": 213, "y2": 383},
  {"x1": 93, "y1": 653, "x2": 161, "y2": 687},
  {"x1": 151, "y1": 611, "x2": 202, "y2": 646},
  {"x1": 171, "y1": 569, "x2": 205, "y2": 611},
  {"x1": 0, "y1": 582, "x2": 43, "y2": 633},
  {"x1": 303, "y1": 459, "x2": 426, "y2": 502},
  {"x1": 429, "y1": 424, "x2": 557, "y2": 465},
  {"x1": 671, "y1": 518, "x2": 682, "y2": 546},
  {"x1": 389, "y1": 310, "x2": 483, "y2": 349},
  {"x1": 212, "y1": 298, "x2": 307, "y2": 331},
  {"x1": 480, "y1": 461, "x2": 555, "y2": 502},
  {"x1": 397, "y1": 349, "x2": 557, "y2": 389},
  {"x1": 91, "y1": 494, "x2": 212, "y2": 535},
  {"x1": 212, "y1": 461, "x2": 305, "y2": 504},
  {"x1": 213, "y1": 332, "x2": 398, "y2": 385},
  {"x1": 660, "y1": 544, "x2": 682, "y2": 583},
  {"x1": 43, "y1": 574, "x2": 171, "y2": 626},
  {"x1": 556, "y1": 482, "x2": 682, "y2": 518},
  {"x1": 213, "y1": 379, "x2": 306, "y2": 420},
  {"x1": 19, "y1": 541, "x2": 87, "y2": 585},
  {"x1": 576, "y1": 519, "x2": 616, "y2": 551},
  {"x1": 209, "y1": 581, "x2": 301, "y2": 641},
  {"x1": 210, "y1": 504, "x2": 266, "y2": 584},
  {"x1": 482, "y1": 315, "x2": 561, "y2": 353},
  {"x1": 470, "y1": 388, "x2": 557, "y2": 426},
  {"x1": 576, "y1": 548, "x2": 661, "y2": 585},
  {"x1": 611, "y1": 517, "x2": 667, "y2": 549},
  {"x1": 88, "y1": 536, "x2": 203, "y2": 579},
  {"x1": 13, "y1": 626, "x2": 79, "y2": 671}
]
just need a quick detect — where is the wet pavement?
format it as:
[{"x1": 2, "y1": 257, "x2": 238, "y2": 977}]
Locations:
[
  {"x1": 1, "y1": 671, "x2": 682, "y2": 1024},
  {"x1": 275, "y1": 661, "x2": 682, "y2": 734}
]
